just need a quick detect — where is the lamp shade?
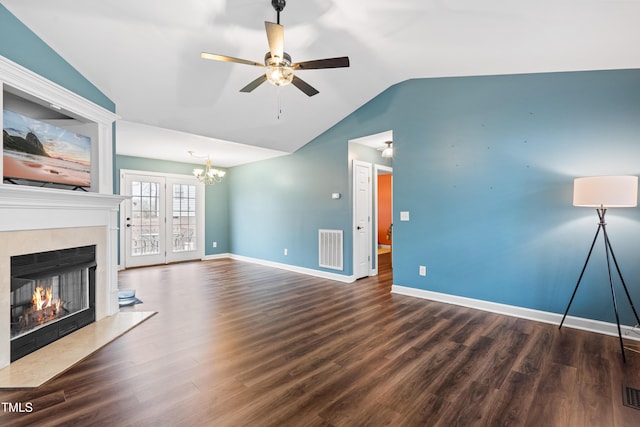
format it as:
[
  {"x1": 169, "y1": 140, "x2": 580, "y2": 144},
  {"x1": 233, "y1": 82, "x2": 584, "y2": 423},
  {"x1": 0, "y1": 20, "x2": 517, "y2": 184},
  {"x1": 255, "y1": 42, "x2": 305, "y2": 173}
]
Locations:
[{"x1": 573, "y1": 176, "x2": 638, "y2": 207}]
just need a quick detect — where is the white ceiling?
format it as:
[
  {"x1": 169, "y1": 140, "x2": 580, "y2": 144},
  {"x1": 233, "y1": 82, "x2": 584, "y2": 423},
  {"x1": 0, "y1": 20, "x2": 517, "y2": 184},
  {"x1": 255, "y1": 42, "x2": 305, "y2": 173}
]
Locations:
[{"x1": 3, "y1": 0, "x2": 639, "y2": 166}]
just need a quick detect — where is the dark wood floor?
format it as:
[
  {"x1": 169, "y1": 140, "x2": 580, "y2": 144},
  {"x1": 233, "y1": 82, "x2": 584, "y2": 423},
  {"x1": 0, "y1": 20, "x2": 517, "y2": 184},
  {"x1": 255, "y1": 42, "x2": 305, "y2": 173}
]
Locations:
[{"x1": 2, "y1": 253, "x2": 640, "y2": 426}]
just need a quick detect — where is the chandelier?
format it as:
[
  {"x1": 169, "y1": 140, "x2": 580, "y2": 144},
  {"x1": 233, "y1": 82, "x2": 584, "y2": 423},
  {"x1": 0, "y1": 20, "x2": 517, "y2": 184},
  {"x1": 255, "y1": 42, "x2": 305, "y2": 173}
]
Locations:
[{"x1": 190, "y1": 151, "x2": 226, "y2": 185}]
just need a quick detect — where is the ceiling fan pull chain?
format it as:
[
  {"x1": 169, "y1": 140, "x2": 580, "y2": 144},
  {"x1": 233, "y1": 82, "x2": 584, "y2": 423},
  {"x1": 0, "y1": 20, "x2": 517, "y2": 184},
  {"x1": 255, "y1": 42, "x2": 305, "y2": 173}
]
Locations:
[{"x1": 276, "y1": 87, "x2": 283, "y2": 120}]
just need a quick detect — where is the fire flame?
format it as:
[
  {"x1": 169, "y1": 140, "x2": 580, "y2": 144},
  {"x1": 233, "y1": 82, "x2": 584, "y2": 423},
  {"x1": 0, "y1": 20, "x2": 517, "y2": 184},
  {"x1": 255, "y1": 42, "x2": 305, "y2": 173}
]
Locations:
[{"x1": 32, "y1": 286, "x2": 62, "y2": 319}]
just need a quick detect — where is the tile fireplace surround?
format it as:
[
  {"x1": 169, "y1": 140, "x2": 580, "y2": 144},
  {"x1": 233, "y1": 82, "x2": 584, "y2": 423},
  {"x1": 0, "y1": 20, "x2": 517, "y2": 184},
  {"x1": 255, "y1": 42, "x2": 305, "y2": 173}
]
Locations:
[{"x1": 0, "y1": 184, "x2": 124, "y2": 368}]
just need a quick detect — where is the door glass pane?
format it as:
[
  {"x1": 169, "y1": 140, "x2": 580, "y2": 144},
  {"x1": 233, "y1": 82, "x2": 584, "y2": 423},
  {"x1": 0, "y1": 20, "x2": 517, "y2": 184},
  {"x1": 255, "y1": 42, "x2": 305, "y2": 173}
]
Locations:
[
  {"x1": 172, "y1": 184, "x2": 196, "y2": 253},
  {"x1": 131, "y1": 180, "x2": 161, "y2": 256}
]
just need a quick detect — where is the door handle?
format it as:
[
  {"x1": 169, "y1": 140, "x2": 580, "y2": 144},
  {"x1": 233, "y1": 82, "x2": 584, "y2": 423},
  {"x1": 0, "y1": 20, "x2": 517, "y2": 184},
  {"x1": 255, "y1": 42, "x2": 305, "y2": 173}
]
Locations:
[{"x1": 357, "y1": 226, "x2": 363, "y2": 230}]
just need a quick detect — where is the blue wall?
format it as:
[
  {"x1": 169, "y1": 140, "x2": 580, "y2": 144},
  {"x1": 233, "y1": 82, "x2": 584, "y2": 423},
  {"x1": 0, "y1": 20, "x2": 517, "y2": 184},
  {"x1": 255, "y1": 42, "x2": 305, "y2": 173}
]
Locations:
[
  {"x1": 0, "y1": 5, "x2": 114, "y2": 113},
  {"x1": 116, "y1": 155, "x2": 230, "y2": 256},
  {"x1": 231, "y1": 69, "x2": 640, "y2": 325},
  {"x1": 229, "y1": 140, "x2": 350, "y2": 271},
  {"x1": 389, "y1": 71, "x2": 640, "y2": 325}
]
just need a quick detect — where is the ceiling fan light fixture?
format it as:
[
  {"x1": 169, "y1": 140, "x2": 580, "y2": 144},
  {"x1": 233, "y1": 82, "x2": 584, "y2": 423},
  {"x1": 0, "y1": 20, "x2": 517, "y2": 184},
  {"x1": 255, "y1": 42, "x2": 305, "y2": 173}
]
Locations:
[
  {"x1": 264, "y1": 51, "x2": 293, "y2": 87},
  {"x1": 266, "y1": 65, "x2": 294, "y2": 86}
]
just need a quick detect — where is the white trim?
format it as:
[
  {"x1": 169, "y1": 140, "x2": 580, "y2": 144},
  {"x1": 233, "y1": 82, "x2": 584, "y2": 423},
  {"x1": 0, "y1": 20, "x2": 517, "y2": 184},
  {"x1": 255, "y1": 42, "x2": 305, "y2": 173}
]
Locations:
[
  {"x1": 202, "y1": 253, "x2": 231, "y2": 261},
  {"x1": 0, "y1": 56, "x2": 117, "y2": 124},
  {"x1": 229, "y1": 254, "x2": 356, "y2": 283},
  {"x1": 391, "y1": 285, "x2": 640, "y2": 341}
]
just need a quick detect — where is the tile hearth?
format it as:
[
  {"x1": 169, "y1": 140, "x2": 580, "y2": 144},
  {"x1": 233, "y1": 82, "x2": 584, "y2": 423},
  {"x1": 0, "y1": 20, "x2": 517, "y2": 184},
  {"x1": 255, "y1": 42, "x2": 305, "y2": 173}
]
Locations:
[{"x1": 0, "y1": 311, "x2": 155, "y2": 388}]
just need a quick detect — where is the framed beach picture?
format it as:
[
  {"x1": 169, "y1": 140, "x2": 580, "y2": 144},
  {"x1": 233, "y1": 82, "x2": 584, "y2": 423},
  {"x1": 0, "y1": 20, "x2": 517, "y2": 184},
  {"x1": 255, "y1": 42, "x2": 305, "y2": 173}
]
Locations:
[{"x1": 3, "y1": 109, "x2": 92, "y2": 188}]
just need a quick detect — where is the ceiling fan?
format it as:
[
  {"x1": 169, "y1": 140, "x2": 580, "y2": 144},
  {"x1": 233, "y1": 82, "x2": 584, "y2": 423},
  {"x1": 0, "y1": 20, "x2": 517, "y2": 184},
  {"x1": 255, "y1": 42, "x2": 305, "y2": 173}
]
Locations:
[{"x1": 201, "y1": 0, "x2": 350, "y2": 97}]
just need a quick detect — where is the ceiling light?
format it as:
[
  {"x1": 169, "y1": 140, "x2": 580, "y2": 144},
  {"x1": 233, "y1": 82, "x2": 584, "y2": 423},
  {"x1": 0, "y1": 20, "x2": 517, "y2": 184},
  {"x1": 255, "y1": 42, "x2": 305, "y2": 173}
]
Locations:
[{"x1": 381, "y1": 141, "x2": 393, "y2": 158}]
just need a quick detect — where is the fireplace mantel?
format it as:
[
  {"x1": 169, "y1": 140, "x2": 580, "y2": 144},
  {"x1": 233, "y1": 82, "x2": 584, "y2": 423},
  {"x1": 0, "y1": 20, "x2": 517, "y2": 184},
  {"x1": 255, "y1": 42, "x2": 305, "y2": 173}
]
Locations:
[
  {"x1": 0, "y1": 184, "x2": 125, "y2": 236},
  {"x1": 0, "y1": 184, "x2": 125, "y2": 209},
  {"x1": 0, "y1": 185, "x2": 125, "y2": 230}
]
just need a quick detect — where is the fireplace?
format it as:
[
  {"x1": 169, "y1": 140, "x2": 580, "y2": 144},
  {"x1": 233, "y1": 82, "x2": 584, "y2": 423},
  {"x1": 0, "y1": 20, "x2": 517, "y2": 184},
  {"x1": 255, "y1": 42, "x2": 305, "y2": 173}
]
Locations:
[
  {"x1": 0, "y1": 54, "x2": 123, "y2": 369},
  {"x1": 0, "y1": 187, "x2": 124, "y2": 369},
  {"x1": 10, "y1": 245, "x2": 97, "y2": 362}
]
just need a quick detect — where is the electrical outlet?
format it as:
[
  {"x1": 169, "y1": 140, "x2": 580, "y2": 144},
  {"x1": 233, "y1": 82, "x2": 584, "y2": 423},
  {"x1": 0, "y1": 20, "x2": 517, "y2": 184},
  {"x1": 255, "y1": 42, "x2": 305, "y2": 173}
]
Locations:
[
  {"x1": 212, "y1": 241, "x2": 217, "y2": 248},
  {"x1": 284, "y1": 248, "x2": 288, "y2": 256},
  {"x1": 419, "y1": 265, "x2": 427, "y2": 276}
]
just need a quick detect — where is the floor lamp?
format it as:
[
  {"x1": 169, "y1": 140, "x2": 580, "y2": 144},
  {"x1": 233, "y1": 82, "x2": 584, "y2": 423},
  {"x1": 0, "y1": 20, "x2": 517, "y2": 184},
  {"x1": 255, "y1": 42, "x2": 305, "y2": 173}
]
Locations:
[{"x1": 559, "y1": 175, "x2": 640, "y2": 363}]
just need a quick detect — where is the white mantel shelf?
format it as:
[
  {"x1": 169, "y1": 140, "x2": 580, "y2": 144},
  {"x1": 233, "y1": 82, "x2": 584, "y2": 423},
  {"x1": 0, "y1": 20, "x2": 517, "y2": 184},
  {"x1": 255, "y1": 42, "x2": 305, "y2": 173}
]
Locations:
[
  {"x1": 0, "y1": 185, "x2": 126, "y2": 233},
  {"x1": 0, "y1": 184, "x2": 125, "y2": 210}
]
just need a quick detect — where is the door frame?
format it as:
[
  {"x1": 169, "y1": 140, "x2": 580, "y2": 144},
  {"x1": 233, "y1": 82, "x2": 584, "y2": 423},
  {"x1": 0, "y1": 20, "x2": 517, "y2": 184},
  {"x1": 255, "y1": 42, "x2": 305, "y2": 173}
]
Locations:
[
  {"x1": 374, "y1": 164, "x2": 393, "y2": 275},
  {"x1": 119, "y1": 169, "x2": 204, "y2": 269}
]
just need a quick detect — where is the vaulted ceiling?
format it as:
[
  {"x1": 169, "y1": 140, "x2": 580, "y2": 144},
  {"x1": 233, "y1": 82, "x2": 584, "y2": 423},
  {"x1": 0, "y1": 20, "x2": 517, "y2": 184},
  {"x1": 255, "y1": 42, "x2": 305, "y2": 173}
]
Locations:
[{"x1": 4, "y1": 0, "x2": 639, "y2": 166}]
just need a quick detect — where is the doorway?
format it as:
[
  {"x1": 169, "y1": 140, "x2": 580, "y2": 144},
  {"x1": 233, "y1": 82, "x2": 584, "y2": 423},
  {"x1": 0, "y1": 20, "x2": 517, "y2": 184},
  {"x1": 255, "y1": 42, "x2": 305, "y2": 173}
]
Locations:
[
  {"x1": 120, "y1": 170, "x2": 204, "y2": 268},
  {"x1": 350, "y1": 130, "x2": 394, "y2": 278}
]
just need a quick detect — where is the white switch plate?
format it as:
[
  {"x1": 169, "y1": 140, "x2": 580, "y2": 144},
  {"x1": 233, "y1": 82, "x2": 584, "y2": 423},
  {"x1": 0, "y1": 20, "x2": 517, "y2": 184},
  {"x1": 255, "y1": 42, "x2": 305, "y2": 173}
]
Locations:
[
  {"x1": 212, "y1": 241, "x2": 217, "y2": 248},
  {"x1": 284, "y1": 248, "x2": 288, "y2": 256},
  {"x1": 400, "y1": 211, "x2": 410, "y2": 221},
  {"x1": 419, "y1": 265, "x2": 426, "y2": 276}
]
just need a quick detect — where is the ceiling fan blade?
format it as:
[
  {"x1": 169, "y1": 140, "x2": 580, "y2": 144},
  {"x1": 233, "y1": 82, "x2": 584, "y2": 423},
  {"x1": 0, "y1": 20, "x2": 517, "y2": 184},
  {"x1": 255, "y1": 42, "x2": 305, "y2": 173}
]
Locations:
[
  {"x1": 291, "y1": 75, "x2": 319, "y2": 97},
  {"x1": 201, "y1": 52, "x2": 264, "y2": 67},
  {"x1": 240, "y1": 75, "x2": 268, "y2": 93},
  {"x1": 265, "y1": 21, "x2": 284, "y2": 61},
  {"x1": 293, "y1": 56, "x2": 350, "y2": 70}
]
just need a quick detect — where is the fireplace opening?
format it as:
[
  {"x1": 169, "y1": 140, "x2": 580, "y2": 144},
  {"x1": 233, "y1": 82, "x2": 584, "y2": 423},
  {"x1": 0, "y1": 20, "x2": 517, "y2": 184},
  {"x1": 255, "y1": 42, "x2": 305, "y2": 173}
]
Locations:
[{"x1": 10, "y1": 245, "x2": 96, "y2": 362}]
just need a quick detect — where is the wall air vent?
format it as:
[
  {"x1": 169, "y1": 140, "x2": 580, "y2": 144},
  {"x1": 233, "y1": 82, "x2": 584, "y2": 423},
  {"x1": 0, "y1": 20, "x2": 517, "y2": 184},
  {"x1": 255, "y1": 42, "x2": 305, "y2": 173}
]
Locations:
[{"x1": 319, "y1": 229, "x2": 343, "y2": 271}]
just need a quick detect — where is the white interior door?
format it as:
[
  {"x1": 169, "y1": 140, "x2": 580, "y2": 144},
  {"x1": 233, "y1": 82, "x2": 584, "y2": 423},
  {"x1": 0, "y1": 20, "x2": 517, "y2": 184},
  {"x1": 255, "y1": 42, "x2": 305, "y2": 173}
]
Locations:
[
  {"x1": 353, "y1": 160, "x2": 372, "y2": 279},
  {"x1": 121, "y1": 171, "x2": 203, "y2": 268}
]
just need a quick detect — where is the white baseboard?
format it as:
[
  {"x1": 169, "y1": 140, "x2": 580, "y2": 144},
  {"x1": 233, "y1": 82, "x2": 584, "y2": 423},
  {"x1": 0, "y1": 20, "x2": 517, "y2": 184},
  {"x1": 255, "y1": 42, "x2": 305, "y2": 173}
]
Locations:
[
  {"x1": 202, "y1": 253, "x2": 231, "y2": 261},
  {"x1": 391, "y1": 285, "x2": 640, "y2": 342},
  {"x1": 228, "y1": 254, "x2": 356, "y2": 283}
]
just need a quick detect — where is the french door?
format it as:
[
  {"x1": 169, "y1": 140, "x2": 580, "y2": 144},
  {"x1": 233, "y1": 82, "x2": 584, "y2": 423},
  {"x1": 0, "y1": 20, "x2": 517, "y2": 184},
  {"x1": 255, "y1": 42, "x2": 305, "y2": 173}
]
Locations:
[{"x1": 121, "y1": 171, "x2": 204, "y2": 268}]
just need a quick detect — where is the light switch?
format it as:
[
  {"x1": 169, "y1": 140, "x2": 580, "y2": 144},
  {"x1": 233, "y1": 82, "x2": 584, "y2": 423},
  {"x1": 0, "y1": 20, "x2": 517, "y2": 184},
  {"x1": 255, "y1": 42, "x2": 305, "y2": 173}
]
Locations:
[{"x1": 400, "y1": 211, "x2": 410, "y2": 221}]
